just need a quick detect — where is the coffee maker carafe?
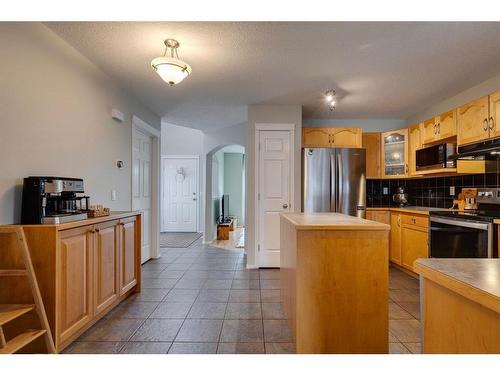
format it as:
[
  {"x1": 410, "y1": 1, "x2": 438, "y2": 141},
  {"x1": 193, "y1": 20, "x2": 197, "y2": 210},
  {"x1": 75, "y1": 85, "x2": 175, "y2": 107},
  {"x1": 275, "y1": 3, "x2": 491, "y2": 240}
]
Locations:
[{"x1": 21, "y1": 177, "x2": 90, "y2": 224}]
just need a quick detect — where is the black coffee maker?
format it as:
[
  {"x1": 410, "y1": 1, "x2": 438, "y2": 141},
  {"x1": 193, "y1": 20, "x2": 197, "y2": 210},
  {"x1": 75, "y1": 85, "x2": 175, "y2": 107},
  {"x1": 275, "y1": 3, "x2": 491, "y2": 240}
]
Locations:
[{"x1": 21, "y1": 177, "x2": 90, "y2": 224}]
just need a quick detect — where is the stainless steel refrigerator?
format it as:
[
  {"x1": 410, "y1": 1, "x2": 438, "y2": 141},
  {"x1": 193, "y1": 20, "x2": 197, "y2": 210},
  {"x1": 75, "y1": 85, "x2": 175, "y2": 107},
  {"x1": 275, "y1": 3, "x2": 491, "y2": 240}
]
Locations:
[{"x1": 302, "y1": 148, "x2": 366, "y2": 218}]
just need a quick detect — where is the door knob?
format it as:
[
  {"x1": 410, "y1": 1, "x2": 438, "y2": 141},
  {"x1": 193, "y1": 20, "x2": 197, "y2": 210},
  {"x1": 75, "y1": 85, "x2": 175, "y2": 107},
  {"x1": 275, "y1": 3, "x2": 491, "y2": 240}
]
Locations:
[{"x1": 282, "y1": 203, "x2": 288, "y2": 209}]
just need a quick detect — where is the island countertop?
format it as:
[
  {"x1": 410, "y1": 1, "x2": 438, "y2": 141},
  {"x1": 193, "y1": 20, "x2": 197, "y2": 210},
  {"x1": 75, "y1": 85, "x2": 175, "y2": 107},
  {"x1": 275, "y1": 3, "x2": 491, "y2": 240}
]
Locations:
[
  {"x1": 414, "y1": 258, "x2": 500, "y2": 314},
  {"x1": 280, "y1": 212, "x2": 390, "y2": 231}
]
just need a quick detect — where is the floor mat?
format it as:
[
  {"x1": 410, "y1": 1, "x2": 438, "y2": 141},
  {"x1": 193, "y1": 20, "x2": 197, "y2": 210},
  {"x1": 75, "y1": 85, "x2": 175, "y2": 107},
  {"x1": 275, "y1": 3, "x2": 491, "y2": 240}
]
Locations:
[{"x1": 160, "y1": 232, "x2": 203, "y2": 248}]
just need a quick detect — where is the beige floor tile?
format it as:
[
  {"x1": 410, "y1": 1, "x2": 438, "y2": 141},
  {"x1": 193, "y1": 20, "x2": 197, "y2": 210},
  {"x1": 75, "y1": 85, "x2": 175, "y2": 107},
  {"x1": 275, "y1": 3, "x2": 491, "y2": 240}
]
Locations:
[
  {"x1": 217, "y1": 342, "x2": 265, "y2": 354},
  {"x1": 389, "y1": 302, "x2": 413, "y2": 320},
  {"x1": 63, "y1": 341, "x2": 125, "y2": 354},
  {"x1": 78, "y1": 318, "x2": 144, "y2": 342},
  {"x1": 397, "y1": 301, "x2": 421, "y2": 320},
  {"x1": 390, "y1": 289, "x2": 420, "y2": 303},
  {"x1": 119, "y1": 342, "x2": 171, "y2": 354},
  {"x1": 389, "y1": 319, "x2": 421, "y2": 343},
  {"x1": 403, "y1": 342, "x2": 421, "y2": 354},
  {"x1": 168, "y1": 342, "x2": 218, "y2": 354},
  {"x1": 220, "y1": 320, "x2": 264, "y2": 343},
  {"x1": 130, "y1": 319, "x2": 184, "y2": 342},
  {"x1": 389, "y1": 342, "x2": 411, "y2": 354},
  {"x1": 265, "y1": 342, "x2": 295, "y2": 354}
]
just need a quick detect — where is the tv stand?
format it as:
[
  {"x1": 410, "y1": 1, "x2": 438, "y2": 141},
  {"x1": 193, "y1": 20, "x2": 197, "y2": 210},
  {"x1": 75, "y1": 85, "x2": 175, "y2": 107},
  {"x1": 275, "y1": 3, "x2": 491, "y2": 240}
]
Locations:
[{"x1": 216, "y1": 217, "x2": 237, "y2": 240}]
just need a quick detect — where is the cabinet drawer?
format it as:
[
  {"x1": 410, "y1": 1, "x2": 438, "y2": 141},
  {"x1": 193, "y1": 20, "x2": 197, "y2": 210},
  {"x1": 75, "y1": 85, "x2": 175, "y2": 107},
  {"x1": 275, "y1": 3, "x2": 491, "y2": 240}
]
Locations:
[{"x1": 401, "y1": 214, "x2": 428, "y2": 228}]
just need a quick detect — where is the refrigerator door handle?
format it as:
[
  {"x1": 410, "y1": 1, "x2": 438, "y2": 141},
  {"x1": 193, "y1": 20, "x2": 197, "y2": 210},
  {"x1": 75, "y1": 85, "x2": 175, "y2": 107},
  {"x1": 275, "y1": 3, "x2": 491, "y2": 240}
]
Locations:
[
  {"x1": 330, "y1": 152, "x2": 336, "y2": 212},
  {"x1": 337, "y1": 152, "x2": 343, "y2": 213}
]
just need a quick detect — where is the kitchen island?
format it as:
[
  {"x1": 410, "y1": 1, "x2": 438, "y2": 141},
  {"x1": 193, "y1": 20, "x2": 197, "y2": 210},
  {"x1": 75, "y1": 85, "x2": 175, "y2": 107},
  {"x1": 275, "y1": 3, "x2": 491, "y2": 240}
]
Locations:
[
  {"x1": 280, "y1": 212, "x2": 390, "y2": 354},
  {"x1": 414, "y1": 259, "x2": 500, "y2": 353}
]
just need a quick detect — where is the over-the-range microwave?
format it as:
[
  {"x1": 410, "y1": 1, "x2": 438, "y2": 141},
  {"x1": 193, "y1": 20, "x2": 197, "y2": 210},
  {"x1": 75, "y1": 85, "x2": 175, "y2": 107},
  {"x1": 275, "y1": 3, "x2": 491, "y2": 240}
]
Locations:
[{"x1": 416, "y1": 143, "x2": 456, "y2": 171}]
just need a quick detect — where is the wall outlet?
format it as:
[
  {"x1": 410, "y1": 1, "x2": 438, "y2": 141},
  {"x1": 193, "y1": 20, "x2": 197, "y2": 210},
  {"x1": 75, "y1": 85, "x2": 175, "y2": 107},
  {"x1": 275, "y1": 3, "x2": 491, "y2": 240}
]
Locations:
[
  {"x1": 383, "y1": 187, "x2": 389, "y2": 195},
  {"x1": 449, "y1": 186, "x2": 455, "y2": 196},
  {"x1": 111, "y1": 190, "x2": 117, "y2": 201}
]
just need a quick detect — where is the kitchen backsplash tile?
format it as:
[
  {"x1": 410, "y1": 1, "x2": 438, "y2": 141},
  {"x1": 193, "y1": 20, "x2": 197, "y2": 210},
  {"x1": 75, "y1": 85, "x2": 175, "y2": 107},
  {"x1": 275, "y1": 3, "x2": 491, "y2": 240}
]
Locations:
[{"x1": 367, "y1": 165, "x2": 500, "y2": 209}]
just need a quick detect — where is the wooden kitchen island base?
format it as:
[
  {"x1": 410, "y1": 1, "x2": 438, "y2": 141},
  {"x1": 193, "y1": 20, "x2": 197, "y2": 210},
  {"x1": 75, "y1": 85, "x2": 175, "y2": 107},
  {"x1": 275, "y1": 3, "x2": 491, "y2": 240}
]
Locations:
[
  {"x1": 280, "y1": 213, "x2": 390, "y2": 354},
  {"x1": 0, "y1": 212, "x2": 142, "y2": 353}
]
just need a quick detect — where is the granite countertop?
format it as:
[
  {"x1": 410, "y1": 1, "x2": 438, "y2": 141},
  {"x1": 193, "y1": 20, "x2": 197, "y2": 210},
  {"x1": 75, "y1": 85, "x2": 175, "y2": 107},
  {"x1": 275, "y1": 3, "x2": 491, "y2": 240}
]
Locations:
[
  {"x1": 280, "y1": 212, "x2": 391, "y2": 231},
  {"x1": 414, "y1": 258, "x2": 500, "y2": 313}
]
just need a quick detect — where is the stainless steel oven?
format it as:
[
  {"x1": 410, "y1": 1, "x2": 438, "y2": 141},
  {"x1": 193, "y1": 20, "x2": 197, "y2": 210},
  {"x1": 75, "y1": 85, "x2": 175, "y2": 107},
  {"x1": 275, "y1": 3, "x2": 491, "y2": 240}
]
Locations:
[{"x1": 429, "y1": 216, "x2": 493, "y2": 258}]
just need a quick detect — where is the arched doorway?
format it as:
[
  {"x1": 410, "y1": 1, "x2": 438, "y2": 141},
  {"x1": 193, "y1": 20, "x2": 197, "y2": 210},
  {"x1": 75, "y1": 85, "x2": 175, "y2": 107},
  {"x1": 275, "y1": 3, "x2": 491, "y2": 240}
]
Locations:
[{"x1": 205, "y1": 144, "x2": 246, "y2": 251}]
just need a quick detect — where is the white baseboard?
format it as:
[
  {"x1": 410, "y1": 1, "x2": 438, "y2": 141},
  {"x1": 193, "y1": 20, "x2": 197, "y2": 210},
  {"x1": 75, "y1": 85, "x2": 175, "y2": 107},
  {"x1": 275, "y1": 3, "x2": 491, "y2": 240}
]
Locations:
[{"x1": 245, "y1": 264, "x2": 259, "y2": 269}]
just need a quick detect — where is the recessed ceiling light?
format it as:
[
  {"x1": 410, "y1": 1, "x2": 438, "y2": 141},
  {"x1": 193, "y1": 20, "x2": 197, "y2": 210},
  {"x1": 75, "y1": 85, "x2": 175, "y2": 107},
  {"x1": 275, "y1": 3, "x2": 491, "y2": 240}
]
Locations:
[{"x1": 151, "y1": 39, "x2": 192, "y2": 86}]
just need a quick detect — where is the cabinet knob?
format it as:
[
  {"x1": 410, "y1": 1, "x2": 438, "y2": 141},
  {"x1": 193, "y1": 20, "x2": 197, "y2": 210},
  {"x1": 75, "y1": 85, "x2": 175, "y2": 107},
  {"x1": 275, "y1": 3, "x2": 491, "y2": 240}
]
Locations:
[
  {"x1": 437, "y1": 123, "x2": 441, "y2": 134},
  {"x1": 434, "y1": 123, "x2": 437, "y2": 134}
]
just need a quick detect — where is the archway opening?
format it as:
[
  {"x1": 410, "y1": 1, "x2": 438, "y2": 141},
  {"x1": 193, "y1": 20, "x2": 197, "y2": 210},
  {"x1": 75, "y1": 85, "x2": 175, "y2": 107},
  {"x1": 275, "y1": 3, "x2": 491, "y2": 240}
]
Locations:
[{"x1": 205, "y1": 144, "x2": 246, "y2": 251}]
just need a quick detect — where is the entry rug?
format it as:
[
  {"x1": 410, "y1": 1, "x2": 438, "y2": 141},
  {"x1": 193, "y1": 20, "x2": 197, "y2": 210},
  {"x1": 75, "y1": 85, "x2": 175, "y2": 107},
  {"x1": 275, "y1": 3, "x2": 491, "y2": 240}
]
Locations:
[{"x1": 160, "y1": 232, "x2": 203, "y2": 248}]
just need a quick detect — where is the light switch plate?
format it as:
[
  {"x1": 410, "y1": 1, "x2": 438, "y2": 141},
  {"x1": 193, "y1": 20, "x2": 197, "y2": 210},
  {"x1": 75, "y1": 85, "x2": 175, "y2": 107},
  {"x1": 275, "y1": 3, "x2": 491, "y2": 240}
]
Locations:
[
  {"x1": 450, "y1": 186, "x2": 455, "y2": 196},
  {"x1": 111, "y1": 190, "x2": 117, "y2": 201},
  {"x1": 383, "y1": 187, "x2": 389, "y2": 195}
]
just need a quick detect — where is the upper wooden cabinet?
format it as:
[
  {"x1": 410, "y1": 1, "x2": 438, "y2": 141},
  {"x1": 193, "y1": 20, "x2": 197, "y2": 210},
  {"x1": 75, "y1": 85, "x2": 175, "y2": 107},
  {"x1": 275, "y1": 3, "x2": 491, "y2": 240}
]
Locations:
[
  {"x1": 302, "y1": 128, "x2": 332, "y2": 148},
  {"x1": 489, "y1": 91, "x2": 500, "y2": 139},
  {"x1": 381, "y1": 128, "x2": 408, "y2": 178},
  {"x1": 408, "y1": 124, "x2": 422, "y2": 176},
  {"x1": 302, "y1": 127, "x2": 362, "y2": 148},
  {"x1": 362, "y1": 132, "x2": 381, "y2": 178},
  {"x1": 422, "y1": 110, "x2": 457, "y2": 145},
  {"x1": 457, "y1": 96, "x2": 490, "y2": 145}
]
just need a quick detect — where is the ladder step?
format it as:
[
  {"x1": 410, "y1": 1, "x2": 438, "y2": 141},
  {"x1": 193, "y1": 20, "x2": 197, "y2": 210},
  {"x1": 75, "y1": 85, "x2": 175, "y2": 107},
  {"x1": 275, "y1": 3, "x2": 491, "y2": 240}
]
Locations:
[
  {"x1": 0, "y1": 304, "x2": 35, "y2": 326},
  {"x1": 0, "y1": 269, "x2": 27, "y2": 277},
  {"x1": 0, "y1": 329, "x2": 46, "y2": 354}
]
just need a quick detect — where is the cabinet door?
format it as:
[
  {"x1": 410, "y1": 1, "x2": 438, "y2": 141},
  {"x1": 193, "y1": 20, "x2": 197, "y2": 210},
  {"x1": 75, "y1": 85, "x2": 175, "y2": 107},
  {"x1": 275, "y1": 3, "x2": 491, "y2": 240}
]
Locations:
[
  {"x1": 401, "y1": 226, "x2": 428, "y2": 272},
  {"x1": 436, "y1": 110, "x2": 457, "y2": 140},
  {"x1": 382, "y1": 129, "x2": 408, "y2": 178},
  {"x1": 489, "y1": 91, "x2": 500, "y2": 139},
  {"x1": 332, "y1": 128, "x2": 362, "y2": 148},
  {"x1": 390, "y1": 213, "x2": 402, "y2": 264},
  {"x1": 367, "y1": 210, "x2": 390, "y2": 225},
  {"x1": 457, "y1": 96, "x2": 490, "y2": 146},
  {"x1": 362, "y1": 132, "x2": 381, "y2": 178},
  {"x1": 94, "y1": 220, "x2": 119, "y2": 315},
  {"x1": 421, "y1": 118, "x2": 438, "y2": 144},
  {"x1": 58, "y1": 226, "x2": 93, "y2": 343},
  {"x1": 119, "y1": 217, "x2": 138, "y2": 295},
  {"x1": 302, "y1": 128, "x2": 332, "y2": 148},
  {"x1": 408, "y1": 124, "x2": 421, "y2": 176}
]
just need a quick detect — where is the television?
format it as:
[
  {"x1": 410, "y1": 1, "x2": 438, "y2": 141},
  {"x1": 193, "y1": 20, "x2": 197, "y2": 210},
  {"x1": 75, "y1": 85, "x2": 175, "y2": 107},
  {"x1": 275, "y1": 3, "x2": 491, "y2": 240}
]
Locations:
[{"x1": 221, "y1": 194, "x2": 230, "y2": 223}]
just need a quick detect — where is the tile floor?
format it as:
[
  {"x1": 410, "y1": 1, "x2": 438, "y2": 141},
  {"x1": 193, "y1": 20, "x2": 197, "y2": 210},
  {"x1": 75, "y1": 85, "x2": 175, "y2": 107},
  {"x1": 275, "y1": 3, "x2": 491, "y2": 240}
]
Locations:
[{"x1": 64, "y1": 240, "x2": 421, "y2": 354}]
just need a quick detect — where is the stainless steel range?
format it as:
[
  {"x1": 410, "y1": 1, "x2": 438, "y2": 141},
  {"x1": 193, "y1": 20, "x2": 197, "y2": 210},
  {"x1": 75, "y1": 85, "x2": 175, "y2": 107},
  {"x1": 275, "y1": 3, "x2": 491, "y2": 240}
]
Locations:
[{"x1": 429, "y1": 188, "x2": 500, "y2": 258}]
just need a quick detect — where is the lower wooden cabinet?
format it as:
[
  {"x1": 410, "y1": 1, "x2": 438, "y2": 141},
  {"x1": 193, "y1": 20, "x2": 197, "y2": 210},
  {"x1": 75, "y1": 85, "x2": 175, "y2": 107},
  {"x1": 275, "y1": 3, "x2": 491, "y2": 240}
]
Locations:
[
  {"x1": 390, "y1": 213, "x2": 402, "y2": 264},
  {"x1": 58, "y1": 226, "x2": 93, "y2": 343},
  {"x1": 119, "y1": 217, "x2": 139, "y2": 295},
  {"x1": 366, "y1": 210, "x2": 390, "y2": 225},
  {"x1": 390, "y1": 212, "x2": 429, "y2": 272},
  {"x1": 401, "y1": 226, "x2": 428, "y2": 271},
  {"x1": 22, "y1": 212, "x2": 141, "y2": 352},
  {"x1": 94, "y1": 220, "x2": 120, "y2": 315}
]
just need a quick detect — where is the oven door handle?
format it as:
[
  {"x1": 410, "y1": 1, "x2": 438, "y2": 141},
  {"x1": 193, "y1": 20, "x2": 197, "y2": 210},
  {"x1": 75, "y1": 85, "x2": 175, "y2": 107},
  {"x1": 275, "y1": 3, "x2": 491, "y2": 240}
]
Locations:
[
  {"x1": 430, "y1": 226, "x2": 479, "y2": 233},
  {"x1": 430, "y1": 216, "x2": 490, "y2": 230}
]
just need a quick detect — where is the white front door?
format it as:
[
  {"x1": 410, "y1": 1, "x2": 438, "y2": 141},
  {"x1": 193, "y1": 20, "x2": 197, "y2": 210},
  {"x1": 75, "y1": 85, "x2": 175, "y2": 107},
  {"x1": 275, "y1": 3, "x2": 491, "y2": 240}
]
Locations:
[
  {"x1": 162, "y1": 157, "x2": 199, "y2": 232},
  {"x1": 258, "y1": 130, "x2": 292, "y2": 267},
  {"x1": 133, "y1": 129, "x2": 153, "y2": 264}
]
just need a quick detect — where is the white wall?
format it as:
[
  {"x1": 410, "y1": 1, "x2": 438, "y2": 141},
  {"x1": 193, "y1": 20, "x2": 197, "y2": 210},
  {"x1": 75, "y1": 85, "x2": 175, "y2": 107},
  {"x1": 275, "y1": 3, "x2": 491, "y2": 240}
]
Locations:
[
  {"x1": 0, "y1": 23, "x2": 160, "y2": 224},
  {"x1": 303, "y1": 118, "x2": 406, "y2": 131},
  {"x1": 161, "y1": 121, "x2": 204, "y2": 156},
  {"x1": 406, "y1": 72, "x2": 500, "y2": 124},
  {"x1": 246, "y1": 104, "x2": 302, "y2": 268}
]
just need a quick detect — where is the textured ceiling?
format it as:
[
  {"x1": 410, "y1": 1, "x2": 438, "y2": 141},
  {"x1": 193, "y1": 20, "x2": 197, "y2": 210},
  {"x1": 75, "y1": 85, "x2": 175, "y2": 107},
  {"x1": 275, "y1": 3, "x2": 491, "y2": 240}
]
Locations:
[{"x1": 46, "y1": 22, "x2": 500, "y2": 131}]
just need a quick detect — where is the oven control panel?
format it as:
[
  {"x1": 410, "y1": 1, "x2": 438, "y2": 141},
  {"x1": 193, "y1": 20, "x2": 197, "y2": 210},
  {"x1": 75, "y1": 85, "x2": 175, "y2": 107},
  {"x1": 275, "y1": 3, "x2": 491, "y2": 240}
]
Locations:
[{"x1": 476, "y1": 188, "x2": 500, "y2": 203}]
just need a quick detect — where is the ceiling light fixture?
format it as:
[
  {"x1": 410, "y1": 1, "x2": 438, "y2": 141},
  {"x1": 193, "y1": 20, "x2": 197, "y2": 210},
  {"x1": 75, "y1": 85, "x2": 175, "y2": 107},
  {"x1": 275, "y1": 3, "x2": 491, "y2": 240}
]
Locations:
[
  {"x1": 151, "y1": 39, "x2": 192, "y2": 86},
  {"x1": 325, "y1": 89, "x2": 336, "y2": 112}
]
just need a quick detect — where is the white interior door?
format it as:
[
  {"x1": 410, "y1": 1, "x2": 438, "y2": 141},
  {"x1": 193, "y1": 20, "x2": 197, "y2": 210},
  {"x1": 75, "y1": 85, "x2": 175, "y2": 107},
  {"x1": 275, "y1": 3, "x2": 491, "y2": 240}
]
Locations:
[
  {"x1": 258, "y1": 130, "x2": 292, "y2": 267},
  {"x1": 162, "y1": 157, "x2": 199, "y2": 232},
  {"x1": 133, "y1": 129, "x2": 153, "y2": 264}
]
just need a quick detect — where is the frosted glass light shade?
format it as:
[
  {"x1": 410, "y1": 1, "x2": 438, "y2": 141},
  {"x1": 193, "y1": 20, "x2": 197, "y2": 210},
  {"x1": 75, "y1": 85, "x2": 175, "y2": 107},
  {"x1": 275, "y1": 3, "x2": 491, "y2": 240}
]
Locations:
[{"x1": 151, "y1": 56, "x2": 192, "y2": 86}]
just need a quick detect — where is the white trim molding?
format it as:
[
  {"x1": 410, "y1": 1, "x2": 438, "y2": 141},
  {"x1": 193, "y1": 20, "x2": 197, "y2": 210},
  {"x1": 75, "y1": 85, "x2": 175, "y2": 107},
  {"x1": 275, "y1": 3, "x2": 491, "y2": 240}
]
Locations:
[
  {"x1": 254, "y1": 123, "x2": 296, "y2": 268},
  {"x1": 132, "y1": 115, "x2": 161, "y2": 261}
]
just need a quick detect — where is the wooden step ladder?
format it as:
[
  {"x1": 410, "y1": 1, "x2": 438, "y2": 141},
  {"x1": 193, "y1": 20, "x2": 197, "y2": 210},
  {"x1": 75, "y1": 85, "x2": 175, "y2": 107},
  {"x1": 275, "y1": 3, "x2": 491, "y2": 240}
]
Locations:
[{"x1": 0, "y1": 226, "x2": 55, "y2": 354}]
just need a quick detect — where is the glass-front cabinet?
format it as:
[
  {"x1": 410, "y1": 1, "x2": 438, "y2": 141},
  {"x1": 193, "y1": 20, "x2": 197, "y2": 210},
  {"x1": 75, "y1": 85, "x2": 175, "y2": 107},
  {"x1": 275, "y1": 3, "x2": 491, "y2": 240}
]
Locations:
[{"x1": 381, "y1": 129, "x2": 408, "y2": 177}]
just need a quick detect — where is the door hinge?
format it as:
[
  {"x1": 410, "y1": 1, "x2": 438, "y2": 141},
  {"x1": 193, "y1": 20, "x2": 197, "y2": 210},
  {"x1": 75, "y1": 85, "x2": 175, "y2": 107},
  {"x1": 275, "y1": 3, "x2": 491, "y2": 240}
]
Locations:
[
  {"x1": 258, "y1": 244, "x2": 260, "y2": 252},
  {"x1": 258, "y1": 193, "x2": 260, "y2": 200}
]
